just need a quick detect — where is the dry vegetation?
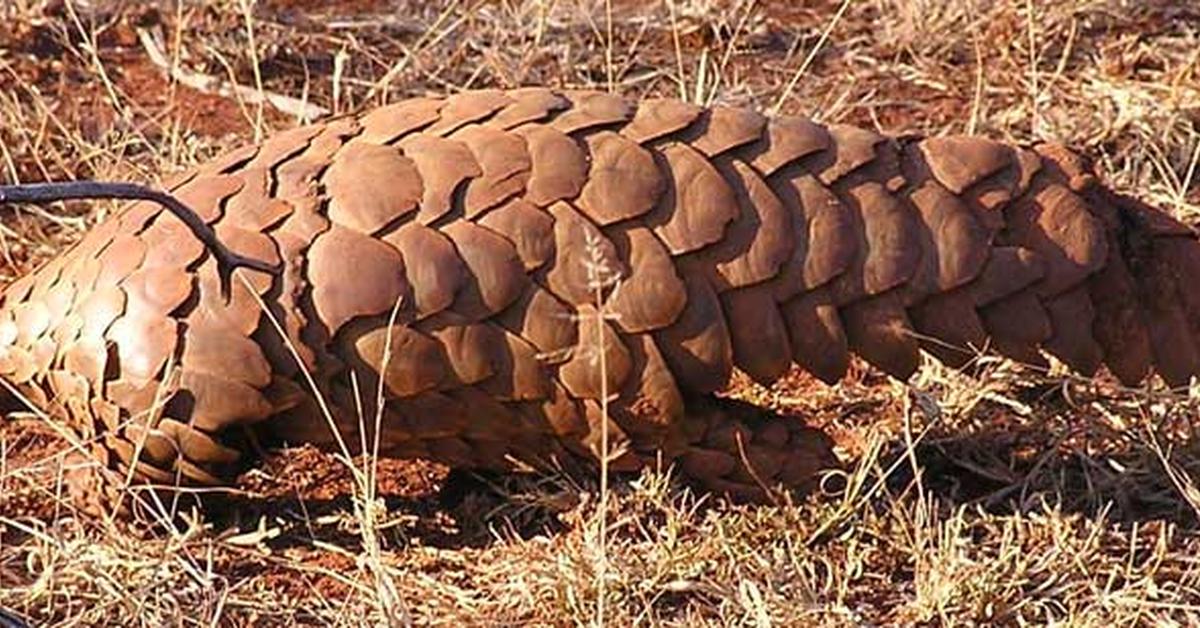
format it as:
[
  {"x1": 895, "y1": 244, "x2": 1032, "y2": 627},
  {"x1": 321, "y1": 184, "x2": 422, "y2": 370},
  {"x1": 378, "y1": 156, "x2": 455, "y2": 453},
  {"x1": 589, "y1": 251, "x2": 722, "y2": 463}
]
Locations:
[{"x1": 1, "y1": 0, "x2": 1199, "y2": 625}]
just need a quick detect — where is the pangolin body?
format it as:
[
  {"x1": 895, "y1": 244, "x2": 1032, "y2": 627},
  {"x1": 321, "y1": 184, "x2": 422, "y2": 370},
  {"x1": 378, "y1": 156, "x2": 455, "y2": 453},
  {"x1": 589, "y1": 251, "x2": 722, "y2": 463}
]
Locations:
[{"x1": 1, "y1": 88, "x2": 1198, "y2": 506}]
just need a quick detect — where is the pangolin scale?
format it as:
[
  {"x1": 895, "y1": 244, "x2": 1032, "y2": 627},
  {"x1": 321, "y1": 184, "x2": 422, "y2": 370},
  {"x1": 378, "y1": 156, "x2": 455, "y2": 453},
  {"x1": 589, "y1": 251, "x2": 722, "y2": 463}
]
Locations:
[{"x1": 1, "y1": 88, "x2": 1198, "y2": 509}]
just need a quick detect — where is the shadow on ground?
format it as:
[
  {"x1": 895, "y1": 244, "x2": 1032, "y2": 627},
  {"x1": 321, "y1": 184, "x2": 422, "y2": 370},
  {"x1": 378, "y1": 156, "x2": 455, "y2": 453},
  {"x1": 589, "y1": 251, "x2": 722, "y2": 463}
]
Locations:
[
  {"x1": 884, "y1": 421, "x2": 1200, "y2": 526},
  {"x1": 7, "y1": 386, "x2": 1200, "y2": 555},
  {"x1": 207, "y1": 466, "x2": 582, "y2": 551}
]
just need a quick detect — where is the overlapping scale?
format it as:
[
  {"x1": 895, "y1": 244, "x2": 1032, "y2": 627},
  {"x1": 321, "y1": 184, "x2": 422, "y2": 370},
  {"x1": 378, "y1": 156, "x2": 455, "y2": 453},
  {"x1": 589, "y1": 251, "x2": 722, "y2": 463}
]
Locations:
[{"x1": 5, "y1": 88, "x2": 1199, "y2": 507}]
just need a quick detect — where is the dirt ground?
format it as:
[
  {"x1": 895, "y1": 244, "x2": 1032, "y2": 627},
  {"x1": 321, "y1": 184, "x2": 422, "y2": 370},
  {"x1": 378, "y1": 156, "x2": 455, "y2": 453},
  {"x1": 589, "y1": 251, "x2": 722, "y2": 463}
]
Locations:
[{"x1": 1, "y1": 0, "x2": 1200, "y2": 625}]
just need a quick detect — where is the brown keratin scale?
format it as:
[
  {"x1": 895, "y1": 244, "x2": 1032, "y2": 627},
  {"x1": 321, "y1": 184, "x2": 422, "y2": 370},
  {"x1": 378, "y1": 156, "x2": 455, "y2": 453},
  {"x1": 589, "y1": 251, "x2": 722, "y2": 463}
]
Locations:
[{"x1": 1, "y1": 88, "x2": 1198, "y2": 513}]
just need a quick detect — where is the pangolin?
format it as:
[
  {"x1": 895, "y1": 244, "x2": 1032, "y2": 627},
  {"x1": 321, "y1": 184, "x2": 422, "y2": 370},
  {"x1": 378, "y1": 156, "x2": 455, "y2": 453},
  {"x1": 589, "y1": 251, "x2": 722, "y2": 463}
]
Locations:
[{"x1": 1, "y1": 88, "x2": 1197, "y2": 511}]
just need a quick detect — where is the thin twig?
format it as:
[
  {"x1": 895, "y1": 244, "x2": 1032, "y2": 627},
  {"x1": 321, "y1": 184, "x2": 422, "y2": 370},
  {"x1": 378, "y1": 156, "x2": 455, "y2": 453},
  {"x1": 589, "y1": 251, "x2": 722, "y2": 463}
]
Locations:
[
  {"x1": 137, "y1": 27, "x2": 328, "y2": 122},
  {"x1": 0, "y1": 181, "x2": 279, "y2": 297}
]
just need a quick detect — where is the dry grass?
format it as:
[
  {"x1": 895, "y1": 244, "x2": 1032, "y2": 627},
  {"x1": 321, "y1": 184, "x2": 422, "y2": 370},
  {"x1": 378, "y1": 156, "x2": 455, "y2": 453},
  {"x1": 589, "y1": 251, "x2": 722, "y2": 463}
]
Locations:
[{"x1": 1, "y1": 0, "x2": 1200, "y2": 625}]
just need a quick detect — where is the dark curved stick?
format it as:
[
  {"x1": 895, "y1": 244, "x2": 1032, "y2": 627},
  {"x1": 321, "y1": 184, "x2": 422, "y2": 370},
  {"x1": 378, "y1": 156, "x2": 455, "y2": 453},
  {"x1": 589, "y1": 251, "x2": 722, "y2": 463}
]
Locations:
[
  {"x1": 0, "y1": 607, "x2": 29, "y2": 628},
  {"x1": 0, "y1": 181, "x2": 280, "y2": 299}
]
